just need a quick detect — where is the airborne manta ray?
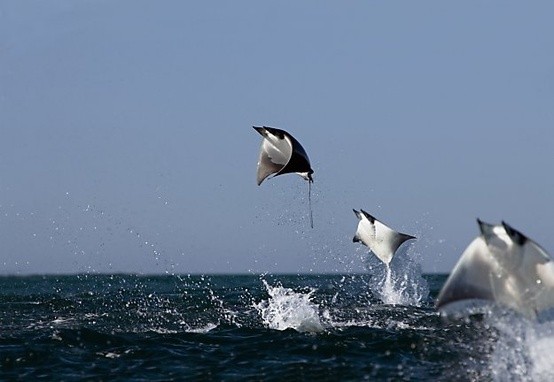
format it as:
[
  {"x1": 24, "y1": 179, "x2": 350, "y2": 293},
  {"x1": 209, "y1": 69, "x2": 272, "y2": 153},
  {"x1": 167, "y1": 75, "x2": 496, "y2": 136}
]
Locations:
[
  {"x1": 436, "y1": 219, "x2": 554, "y2": 319},
  {"x1": 253, "y1": 126, "x2": 314, "y2": 228},
  {"x1": 352, "y1": 209, "x2": 416, "y2": 265}
]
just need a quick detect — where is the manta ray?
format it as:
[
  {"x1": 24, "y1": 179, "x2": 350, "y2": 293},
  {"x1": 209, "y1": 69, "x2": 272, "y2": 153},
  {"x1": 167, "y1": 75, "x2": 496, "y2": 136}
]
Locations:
[
  {"x1": 253, "y1": 126, "x2": 313, "y2": 185},
  {"x1": 436, "y1": 219, "x2": 554, "y2": 319},
  {"x1": 352, "y1": 209, "x2": 416, "y2": 265},
  {"x1": 253, "y1": 126, "x2": 314, "y2": 227}
]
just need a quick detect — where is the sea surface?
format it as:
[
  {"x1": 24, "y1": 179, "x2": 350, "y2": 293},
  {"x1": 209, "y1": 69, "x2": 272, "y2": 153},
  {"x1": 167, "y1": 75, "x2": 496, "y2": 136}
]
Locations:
[{"x1": 1, "y1": 272, "x2": 554, "y2": 381}]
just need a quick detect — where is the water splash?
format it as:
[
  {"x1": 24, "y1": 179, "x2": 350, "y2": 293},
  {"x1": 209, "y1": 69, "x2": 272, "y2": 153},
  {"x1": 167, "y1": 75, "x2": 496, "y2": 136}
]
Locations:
[
  {"x1": 366, "y1": 248, "x2": 429, "y2": 306},
  {"x1": 489, "y1": 313, "x2": 554, "y2": 381},
  {"x1": 255, "y1": 280, "x2": 324, "y2": 333},
  {"x1": 379, "y1": 264, "x2": 405, "y2": 305}
]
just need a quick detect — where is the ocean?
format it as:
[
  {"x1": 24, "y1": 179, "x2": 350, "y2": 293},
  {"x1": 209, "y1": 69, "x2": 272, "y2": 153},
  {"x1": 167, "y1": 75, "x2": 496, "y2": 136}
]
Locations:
[{"x1": 1, "y1": 272, "x2": 553, "y2": 381}]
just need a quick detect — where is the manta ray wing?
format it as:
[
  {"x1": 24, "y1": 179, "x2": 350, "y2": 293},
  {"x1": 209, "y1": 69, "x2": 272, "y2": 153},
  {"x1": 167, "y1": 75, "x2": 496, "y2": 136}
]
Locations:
[
  {"x1": 253, "y1": 126, "x2": 293, "y2": 185},
  {"x1": 534, "y1": 259, "x2": 554, "y2": 313},
  {"x1": 436, "y1": 236, "x2": 497, "y2": 310},
  {"x1": 502, "y1": 236, "x2": 554, "y2": 316},
  {"x1": 256, "y1": 138, "x2": 290, "y2": 185}
]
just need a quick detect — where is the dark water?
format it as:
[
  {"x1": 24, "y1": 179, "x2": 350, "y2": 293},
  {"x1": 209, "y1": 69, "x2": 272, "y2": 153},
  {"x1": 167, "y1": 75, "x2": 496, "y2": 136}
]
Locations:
[{"x1": 1, "y1": 273, "x2": 551, "y2": 381}]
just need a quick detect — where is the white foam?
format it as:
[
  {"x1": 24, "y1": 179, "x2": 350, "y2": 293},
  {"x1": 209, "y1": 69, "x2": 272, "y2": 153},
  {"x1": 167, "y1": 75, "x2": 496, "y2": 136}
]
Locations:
[
  {"x1": 185, "y1": 323, "x2": 218, "y2": 334},
  {"x1": 489, "y1": 314, "x2": 554, "y2": 381},
  {"x1": 97, "y1": 351, "x2": 121, "y2": 359},
  {"x1": 255, "y1": 280, "x2": 324, "y2": 333}
]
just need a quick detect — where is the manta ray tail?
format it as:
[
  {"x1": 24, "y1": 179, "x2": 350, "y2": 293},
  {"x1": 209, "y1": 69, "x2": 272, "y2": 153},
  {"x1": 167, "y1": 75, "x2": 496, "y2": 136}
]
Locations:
[{"x1": 308, "y1": 179, "x2": 314, "y2": 229}]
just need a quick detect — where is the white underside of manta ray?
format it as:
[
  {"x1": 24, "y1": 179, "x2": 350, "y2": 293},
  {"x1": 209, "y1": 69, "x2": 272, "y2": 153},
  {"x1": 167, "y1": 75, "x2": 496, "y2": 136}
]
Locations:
[
  {"x1": 352, "y1": 209, "x2": 416, "y2": 265},
  {"x1": 253, "y1": 126, "x2": 315, "y2": 228},
  {"x1": 436, "y1": 219, "x2": 554, "y2": 319}
]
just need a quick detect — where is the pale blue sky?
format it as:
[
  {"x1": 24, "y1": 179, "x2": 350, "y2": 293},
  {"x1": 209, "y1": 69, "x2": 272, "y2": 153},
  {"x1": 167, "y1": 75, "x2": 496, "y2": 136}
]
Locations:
[{"x1": 1, "y1": 1, "x2": 553, "y2": 274}]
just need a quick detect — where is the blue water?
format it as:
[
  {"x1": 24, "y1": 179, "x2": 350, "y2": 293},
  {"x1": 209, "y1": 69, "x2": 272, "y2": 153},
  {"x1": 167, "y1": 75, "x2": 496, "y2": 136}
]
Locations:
[{"x1": 1, "y1": 273, "x2": 553, "y2": 381}]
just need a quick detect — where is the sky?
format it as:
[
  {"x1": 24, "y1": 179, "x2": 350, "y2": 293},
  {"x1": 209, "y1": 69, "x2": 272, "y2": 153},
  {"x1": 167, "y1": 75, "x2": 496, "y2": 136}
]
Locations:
[{"x1": 1, "y1": 1, "x2": 553, "y2": 275}]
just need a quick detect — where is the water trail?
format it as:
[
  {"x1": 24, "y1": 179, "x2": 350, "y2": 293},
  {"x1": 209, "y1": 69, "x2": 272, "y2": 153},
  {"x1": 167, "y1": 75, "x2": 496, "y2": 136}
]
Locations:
[
  {"x1": 255, "y1": 280, "x2": 324, "y2": 333},
  {"x1": 366, "y1": 248, "x2": 429, "y2": 306},
  {"x1": 379, "y1": 264, "x2": 404, "y2": 305}
]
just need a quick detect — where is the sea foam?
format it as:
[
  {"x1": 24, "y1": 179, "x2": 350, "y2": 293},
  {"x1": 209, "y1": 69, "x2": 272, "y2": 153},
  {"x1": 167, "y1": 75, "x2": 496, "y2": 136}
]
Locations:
[
  {"x1": 490, "y1": 314, "x2": 554, "y2": 381},
  {"x1": 255, "y1": 280, "x2": 324, "y2": 333}
]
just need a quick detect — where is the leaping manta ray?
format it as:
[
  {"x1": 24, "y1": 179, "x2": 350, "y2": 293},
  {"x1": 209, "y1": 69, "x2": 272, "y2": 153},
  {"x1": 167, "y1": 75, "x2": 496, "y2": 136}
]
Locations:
[
  {"x1": 352, "y1": 209, "x2": 416, "y2": 265},
  {"x1": 253, "y1": 126, "x2": 314, "y2": 228},
  {"x1": 436, "y1": 219, "x2": 554, "y2": 319}
]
